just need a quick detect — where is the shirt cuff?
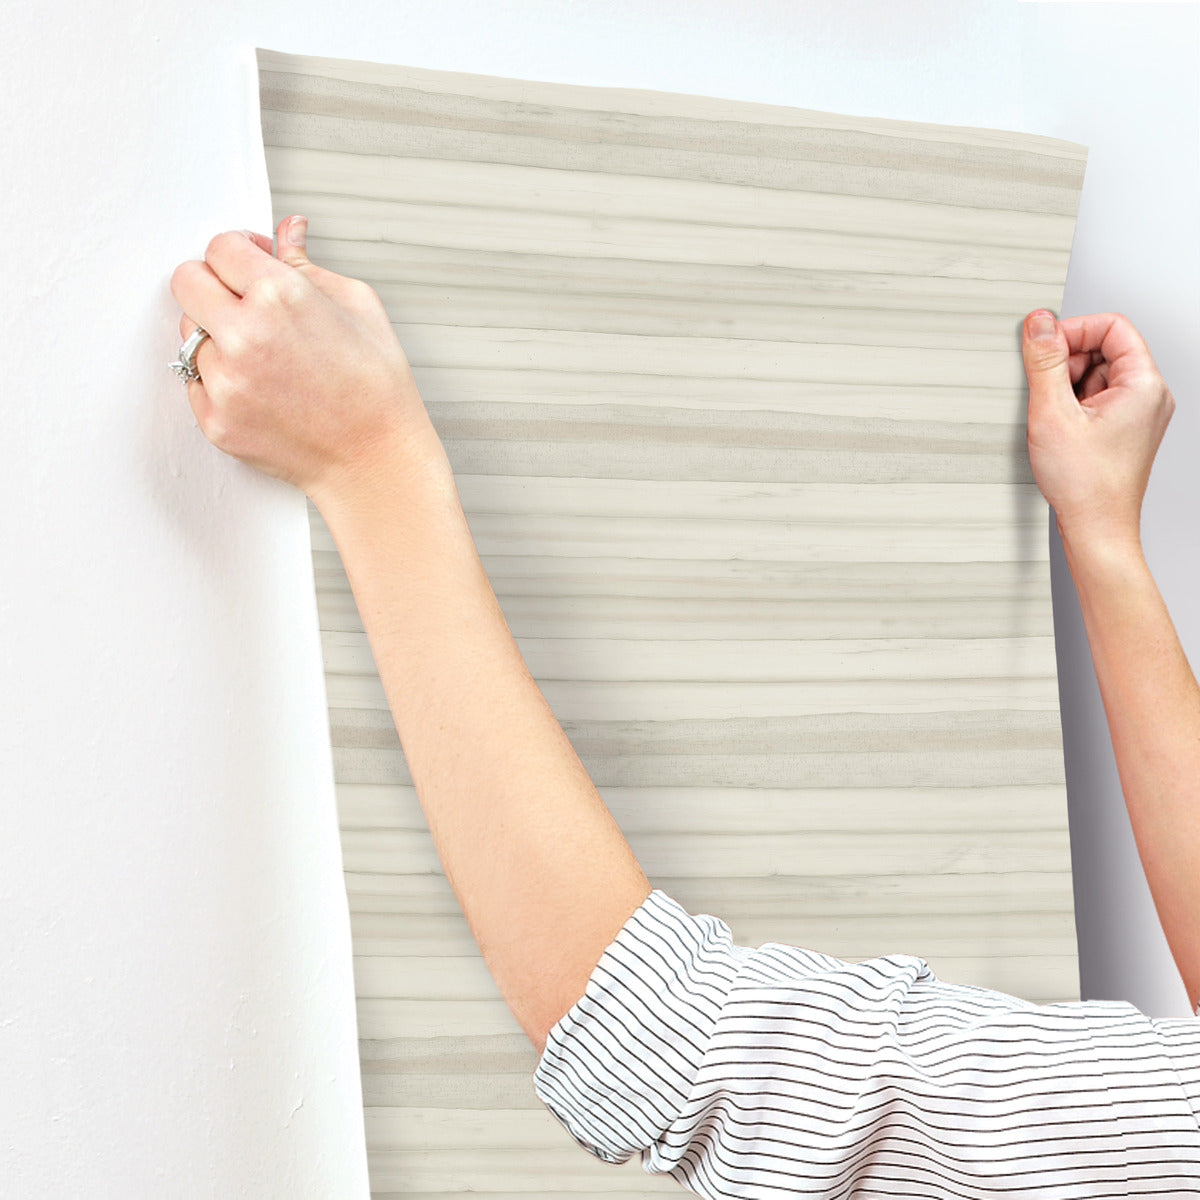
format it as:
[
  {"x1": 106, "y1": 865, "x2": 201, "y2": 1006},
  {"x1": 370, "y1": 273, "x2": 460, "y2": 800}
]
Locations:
[{"x1": 530, "y1": 887, "x2": 746, "y2": 1166}]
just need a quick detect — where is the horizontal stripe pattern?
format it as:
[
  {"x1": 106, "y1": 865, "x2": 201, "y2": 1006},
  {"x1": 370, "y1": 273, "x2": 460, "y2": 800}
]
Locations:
[
  {"x1": 534, "y1": 888, "x2": 1200, "y2": 1195},
  {"x1": 257, "y1": 56, "x2": 1085, "y2": 214}
]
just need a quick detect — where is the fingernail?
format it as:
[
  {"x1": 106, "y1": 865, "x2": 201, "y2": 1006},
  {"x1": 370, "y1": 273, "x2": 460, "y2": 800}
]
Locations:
[
  {"x1": 287, "y1": 215, "x2": 307, "y2": 246},
  {"x1": 1029, "y1": 310, "x2": 1056, "y2": 339}
]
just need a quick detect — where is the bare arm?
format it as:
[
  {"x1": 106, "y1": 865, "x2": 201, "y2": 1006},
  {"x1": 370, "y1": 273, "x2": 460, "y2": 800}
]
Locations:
[
  {"x1": 1060, "y1": 529, "x2": 1200, "y2": 1010},
  {"x1": 1021, "y1": 308, "x2": 1198, "y2": 1007},
  {"x1": 315, "y1": 430, "x2": 652, "y2": 1052}
]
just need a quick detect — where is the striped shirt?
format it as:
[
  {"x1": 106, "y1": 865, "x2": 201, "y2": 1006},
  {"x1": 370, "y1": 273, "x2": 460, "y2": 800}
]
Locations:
[{"x1": 533, "y1": 887, "x2": 1200, "y2": 1196}]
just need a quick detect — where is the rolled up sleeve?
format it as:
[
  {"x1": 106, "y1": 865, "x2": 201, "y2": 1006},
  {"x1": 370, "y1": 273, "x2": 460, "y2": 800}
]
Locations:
[
  {"x1": 531, "y1": 887, "x2": 750, "y2": 1165},
  {"x1": 532, "y1": 887, "x2": 1200, "y2": 1196}
]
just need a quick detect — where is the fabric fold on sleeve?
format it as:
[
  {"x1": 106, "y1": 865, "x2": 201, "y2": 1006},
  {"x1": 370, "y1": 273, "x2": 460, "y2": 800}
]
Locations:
[
  {"x1": 531, "y1": 887, "x2": 749, "y2": 1165},
  {"x1": 533, "y1": 887, "x2": 1200, "y2": 1196}
]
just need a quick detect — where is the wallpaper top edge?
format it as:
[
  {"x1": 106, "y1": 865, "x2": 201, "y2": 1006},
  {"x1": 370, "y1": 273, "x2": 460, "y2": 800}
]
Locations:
[{"x1": 253, "y1": 46, "x2": 1090, "y2": 162}]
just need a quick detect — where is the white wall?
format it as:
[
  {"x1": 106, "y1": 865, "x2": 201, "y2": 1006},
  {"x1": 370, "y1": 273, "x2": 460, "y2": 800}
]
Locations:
[
  {"x1": 3, "y1": 2, "x2": 1195, "y2": 1194},
  {"x1": 1021, "y1": 2, "x2": 1200, "y2": 1017}
]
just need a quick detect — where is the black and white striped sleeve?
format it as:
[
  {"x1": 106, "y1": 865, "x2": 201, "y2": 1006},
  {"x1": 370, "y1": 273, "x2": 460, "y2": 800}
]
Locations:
[{"x1": 532, "y1": 887, "x2": 1200, "y2": 1197}]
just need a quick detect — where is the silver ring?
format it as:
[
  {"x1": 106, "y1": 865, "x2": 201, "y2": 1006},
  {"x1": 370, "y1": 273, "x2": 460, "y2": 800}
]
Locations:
[{"x1": 168, "y1": 326, "x2": 211, "y2": 383}]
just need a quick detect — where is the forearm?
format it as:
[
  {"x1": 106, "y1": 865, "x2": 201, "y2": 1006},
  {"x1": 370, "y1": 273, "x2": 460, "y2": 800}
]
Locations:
[
  {"x1": 1062, "y1": 524, "x2": 1200, "y2": 1008},
  {"x1": 314, "y1": 418, "x2": 651, "y2": 1054}
]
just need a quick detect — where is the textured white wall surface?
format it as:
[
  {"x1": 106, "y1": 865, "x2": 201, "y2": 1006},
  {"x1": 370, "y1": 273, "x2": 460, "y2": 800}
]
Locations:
[{"x1": 1, "y1": 2, "x2": 1195, "y2": 1195}]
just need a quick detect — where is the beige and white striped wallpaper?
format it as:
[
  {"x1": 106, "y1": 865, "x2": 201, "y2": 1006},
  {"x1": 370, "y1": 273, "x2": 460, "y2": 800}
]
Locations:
[{"x1": 256, "y1": 47, "x2": 1088, "y2": 1197}]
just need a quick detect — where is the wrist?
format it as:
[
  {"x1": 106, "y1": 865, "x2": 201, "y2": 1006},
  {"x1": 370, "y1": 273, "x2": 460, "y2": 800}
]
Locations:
[
  {"x1": 1058, "y1": 516, "x2": 1148, "y2": 585},
  {"x1": 1056, "y1": 506, "x2": 1141, "y2": 557},
  {"x1": 310, "y1": 412, "x2": 460, "y2": 533}
]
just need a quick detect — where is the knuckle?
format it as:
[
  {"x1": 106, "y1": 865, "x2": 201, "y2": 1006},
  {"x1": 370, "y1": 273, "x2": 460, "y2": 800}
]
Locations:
[
  {"x1": 351, "y1": 278, "x2": 388, "y2": 320},
  {"x1": 204, "y1": 415, "x2": 227, "y2": 448},
  {"x1": 169, "y1": 259, "x2": 198, "y2": 297},
  {"x1": 277, "y1": 272, "x2": 308, "y2": 306},
  {"x1": 198, "y1": 397, "x2": 227, "y2": 444},
  {"x1": 1024, "y1": 342, "x2": 1063, "y2": 372},
  {"x1": 205, "y1": 230, "x2": 236, "y2": 261},
  {"x1": 248, "y1": 271, "x2": 307, "y2": 309},
  {"x1": 247, "y1": 274, "x2": 284, "y2": 307},
  {"x1": 245, "y1": 275, "x2": 272, "y2": 305}
]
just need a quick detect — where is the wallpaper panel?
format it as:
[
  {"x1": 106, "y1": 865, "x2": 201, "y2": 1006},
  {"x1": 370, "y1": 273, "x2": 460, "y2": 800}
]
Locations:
[{"x1": 257, "y1": 46, "x2": 1087, "y2": 1196}]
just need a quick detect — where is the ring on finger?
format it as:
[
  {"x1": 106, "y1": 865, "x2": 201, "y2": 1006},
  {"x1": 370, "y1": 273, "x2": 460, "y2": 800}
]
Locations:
[{"x1": 168, "y1": 326, "x2": 211, "y2": 384}]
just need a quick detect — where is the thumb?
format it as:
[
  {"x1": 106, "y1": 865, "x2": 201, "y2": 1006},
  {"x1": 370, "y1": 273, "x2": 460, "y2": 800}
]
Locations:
[
  {"x1": 1021, "y1": 309, "x2": 1074, "y2": 412},
  {"x1": 276, "y1": 213, "x2": 310, "y2": 268}
]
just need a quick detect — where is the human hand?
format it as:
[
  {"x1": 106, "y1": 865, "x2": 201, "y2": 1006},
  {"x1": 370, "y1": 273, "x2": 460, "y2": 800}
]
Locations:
[
  {"x1": 1021, "y1": 308, "x2": 1175, "y2": 552},
  {"x1": 169, "y1": 214, "x2": 438, "y2": 507}
]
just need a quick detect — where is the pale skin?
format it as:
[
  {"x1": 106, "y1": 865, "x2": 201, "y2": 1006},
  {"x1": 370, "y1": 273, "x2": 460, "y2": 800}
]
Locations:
[{"x1": 170, "y1": 215, "x2": 1195, "y2": 1046}]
